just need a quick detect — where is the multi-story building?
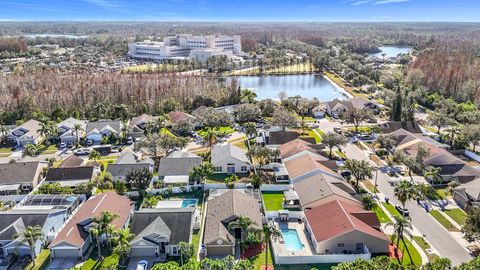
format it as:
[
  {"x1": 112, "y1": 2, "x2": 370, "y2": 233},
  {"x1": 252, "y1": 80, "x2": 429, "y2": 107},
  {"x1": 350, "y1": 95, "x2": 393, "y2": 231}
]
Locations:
[{"x1": 128, "y1": 34, "x2": 242, "y2": 62}]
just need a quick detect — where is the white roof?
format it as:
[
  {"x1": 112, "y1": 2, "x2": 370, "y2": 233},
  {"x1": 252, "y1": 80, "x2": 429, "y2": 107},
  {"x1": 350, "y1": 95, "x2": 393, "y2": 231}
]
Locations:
[
  {"x1": 0, "y1": 184, "x2": 20, "y2": 192},
  {"x1": 163, "y1": 175, "x2": 189, "y2": 184}
]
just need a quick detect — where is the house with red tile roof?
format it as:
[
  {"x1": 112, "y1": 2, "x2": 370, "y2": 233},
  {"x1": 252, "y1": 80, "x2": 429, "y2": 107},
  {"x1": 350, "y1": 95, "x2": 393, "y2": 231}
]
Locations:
[
  {"x1": 304, "y1": 199, "x2": 389, "y2": 255},
  {"x1": 49, "y1": 192, "x2": 133, "y2": 258}
]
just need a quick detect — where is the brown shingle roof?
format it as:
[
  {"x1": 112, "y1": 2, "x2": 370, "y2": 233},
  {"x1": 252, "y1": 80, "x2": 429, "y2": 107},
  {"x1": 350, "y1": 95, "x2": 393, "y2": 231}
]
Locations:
[
  {"x1": 203, "y1": 190, "x2": 262, "y2": 245},
  {"x1": 380, "y1": 121, "x2": 422, "y2": 134},
  {"x1": 284, "y1": 153, "x2": 338, "y2": 180},
  {"x1": 305, "y1": 199, "x2": 387, "y2": 243},
  {"x1": 279, "y1": 139, "x2": 322, "y2": 160},
  {"x1": 168, "y1": 111, "x2": 196, "y2": 124},
  {"x1": 58, "y1": 155, "x2": 85, "y2": 168},
  {"x1": 50, "y1": 192, "x2": 132, "y2": 248}
]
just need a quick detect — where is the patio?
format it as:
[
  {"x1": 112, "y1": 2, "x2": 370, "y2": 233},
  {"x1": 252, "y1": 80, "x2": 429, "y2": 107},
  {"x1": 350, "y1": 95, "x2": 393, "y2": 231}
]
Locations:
[{"x1": 271, "y1": 220, "x2": 315, "y2": 256}]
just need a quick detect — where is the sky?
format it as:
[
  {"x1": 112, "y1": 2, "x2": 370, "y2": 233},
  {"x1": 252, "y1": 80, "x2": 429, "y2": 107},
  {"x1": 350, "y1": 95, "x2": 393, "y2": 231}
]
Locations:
[{"x1": 0, "y1": 0, "x2": 479, "y2": 22}]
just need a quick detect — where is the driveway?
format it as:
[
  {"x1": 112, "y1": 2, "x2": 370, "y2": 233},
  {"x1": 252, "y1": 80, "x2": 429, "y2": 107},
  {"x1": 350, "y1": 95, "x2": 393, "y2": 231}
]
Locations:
[
  {"x1": 127, "y1": 257, "x2": 158, "y2": 270},
  {"x1": 343, "y1": 143, "x2": 473, "y2": 266},
  {"x1": 47, "y1": 258, "x2": 77, "y2": 270}
]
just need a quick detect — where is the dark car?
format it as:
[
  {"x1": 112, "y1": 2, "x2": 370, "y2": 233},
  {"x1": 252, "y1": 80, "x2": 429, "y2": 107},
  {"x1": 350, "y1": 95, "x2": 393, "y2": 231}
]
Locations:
[
  {"x1": 395, "y1": 205, "x2": 410, "y2": 216},
  {"x1": 340, "y1": 170, "x2": 352, "y2": 179},
  {"x1": 66, "y1": 141, "x2": 74, "y2": 148}
]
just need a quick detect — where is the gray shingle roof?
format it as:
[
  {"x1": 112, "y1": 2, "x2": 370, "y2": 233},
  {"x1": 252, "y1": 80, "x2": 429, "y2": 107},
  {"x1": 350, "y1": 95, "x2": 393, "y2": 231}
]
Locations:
[
  {"x1": 0, "y1": 162, "x2": 45, "y2": 185},
  {"x1": 203, "y1": 190, "x2": 262, "y2": 245},
  {"x1": 107, "y1": 163, "x2": 151, "y2": 178},
  {"x1": 130, "y1": 208, "x2": 194, "y2": 245},
  {"x1": 45, "y1": 166, "x2": 95, "y2": 182},
  {"x1": 158, "y1": 151, "x2": 202, "y2": 177},
  {"x1": 86, "y1": 121, "x2": 121, "y2": 134},
  {"x1": 0, "y1": 210, "x2": 59, "y2": 241},
  {"x1": 211, "y1": 144, "x2": 249, "y2": 165}
]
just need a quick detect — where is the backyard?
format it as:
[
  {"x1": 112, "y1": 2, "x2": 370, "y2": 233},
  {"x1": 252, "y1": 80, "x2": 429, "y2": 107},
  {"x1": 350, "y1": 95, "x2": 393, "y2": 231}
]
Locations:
[
  {"x1": 198, "y1": 126, "x2": 236, "y2": 137},
  {"x1": 25, "y1": 249, "x2": 50, "y2": 270},
  {"x1": 261, "y1": 192, "x2": 284, "y2": 211}
]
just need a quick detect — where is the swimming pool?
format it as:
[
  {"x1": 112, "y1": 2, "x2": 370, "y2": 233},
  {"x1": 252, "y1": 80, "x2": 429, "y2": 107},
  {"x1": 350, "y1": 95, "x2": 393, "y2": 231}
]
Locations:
[
  {"x1": 281, "y1": 229, "x2": 304, "y2": 251},
  {"x1": 181, "y1": 199, "x2": 199, "y2": 208}
]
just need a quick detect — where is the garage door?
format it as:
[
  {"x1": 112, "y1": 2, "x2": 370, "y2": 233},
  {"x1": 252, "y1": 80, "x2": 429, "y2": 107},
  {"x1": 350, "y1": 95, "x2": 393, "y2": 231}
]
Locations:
[
  {"x1": 130, "y1": 246, "x2": 157, "y2": 257},
  {"x1": 207, "y1": 245, "x2": 233, "y2": 256},
  {"x1": 51, "y1": 248, "x2": 80, "y2": 258}
]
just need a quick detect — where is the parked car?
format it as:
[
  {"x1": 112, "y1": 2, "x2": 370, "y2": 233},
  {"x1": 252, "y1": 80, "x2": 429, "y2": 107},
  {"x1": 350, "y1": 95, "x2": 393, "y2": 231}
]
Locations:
[
  {"x1": 126, "y1": 137, "x2": 134, "y2": 145},
  {"x1": 74, "y1": 148, "x2": 91, "y2": 156},
  {"x1": 136, "y1": 260, "x2": 148, "y2": 270},
  {"x1": 395, "y1": 205, "x2": 410, "y2": 216},
  {"x1": 85, "y1": 139, "x2": 93, "y2": 146},
  {"x1": 58, "y1": 142, "x2": 67, "y2": 149},
  {"x1": 333, "y1": 127, "x2": 342, "y2": 134},
  {"x1": 66, "y1": 141, "x2": 74, "y2": 148},
  {"x1": 340, "y1": 170, "x2": 352, "y2": 179}
]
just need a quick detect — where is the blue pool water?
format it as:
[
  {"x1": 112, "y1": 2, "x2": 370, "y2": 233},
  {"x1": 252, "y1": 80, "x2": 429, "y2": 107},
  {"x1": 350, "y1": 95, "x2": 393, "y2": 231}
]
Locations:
[
  {"x1": 281, "y1": 229, "x2": 304, "y2": 251},
  {"x1": 181, "y1": 199, "x2": 199, "y2": 208}
]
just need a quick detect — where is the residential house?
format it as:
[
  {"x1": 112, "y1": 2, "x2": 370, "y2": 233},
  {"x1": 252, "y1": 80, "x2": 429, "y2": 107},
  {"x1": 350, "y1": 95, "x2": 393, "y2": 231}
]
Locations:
[
  {"x1": 203, "y1": 190, "x2": 263, "y2": 257},
  {"x1": 57, "y1": 117, "x2": 88, "y2": 143},
  {"x1": 312, "y1": 104, "x2": 326, "y2": 119},
  {"x1": 85, "y1": 120, "x2": 123, "y2": 143},
  {"x1": 129, "y1": 208, "x2": 195, "y2": 259},
  {"x1": 379, "y1": 121, "x2": 423, "y2": 134},
  {"x1": 304, "y1": 199, "x2": 389, "y2": 255},
  {"x1": 0, "y1": 208, "x2": 69, "y2": 259},
  {"x1": 211, "y1": 144, "x2": 251, "y2": 174},
  {"x1": 129, "y1": 114, "x2": 158, "y2": 138},
  {"x1": 279, "y1": 139, "x2": 327, "y2": 163},
  {"x1": 50, "y1": 192, "x2": 133, "y2": 258},
  {"x1": 386, "y1": 129, "x2": 449, "y2": 150},
  {"x1": 284, "y1": 152, "x2": 340, "y2": 183},
  {"x1": 7, "y1": 119, "x2": 44, "y2": 146},
  {"x1": 44, "y1": 166, "x2": 98, "y2": 187},
  {"x1": 0, "y1": 162, "x2": 47, "y2": 195},
  {"x1": 256, "y1": 129, "x2": 316, "y2": 147},
  {"x1": 18, "y1": 194, "x2": 84, "y2": 216},
  {"x1": 106, "y1": 151, "x2": 154, "y2": 182},
  {"x1": 453, "y1": 180, "x2": 480, "y2": 209},
  {"x1": 168, "y1": 111, "x2": 199, "y2": 128},
  {"x1": 58, "y1": 154, "x2": 85, "y2": 168},
  {"x1": 158, "y1": 150, "x2": 203, "y2": 185},
  {"x1": 325, "y1": 98, "x2": 373, "y2": 118}
]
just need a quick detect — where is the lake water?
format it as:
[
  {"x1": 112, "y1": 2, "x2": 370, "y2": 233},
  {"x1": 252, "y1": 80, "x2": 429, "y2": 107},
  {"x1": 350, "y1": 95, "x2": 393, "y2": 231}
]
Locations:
[
  {"x1": 227, "y1": 74, "x2": 348, "y2": 101},
  {"x1": 371, "y1": 46, "x2": 412, "y2": 58}
]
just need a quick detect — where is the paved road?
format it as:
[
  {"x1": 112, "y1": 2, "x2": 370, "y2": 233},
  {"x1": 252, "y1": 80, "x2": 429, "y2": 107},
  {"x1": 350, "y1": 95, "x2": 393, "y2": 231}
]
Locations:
[{"x1": 343, "y1": 143, "x2": 472, "y2": 266}]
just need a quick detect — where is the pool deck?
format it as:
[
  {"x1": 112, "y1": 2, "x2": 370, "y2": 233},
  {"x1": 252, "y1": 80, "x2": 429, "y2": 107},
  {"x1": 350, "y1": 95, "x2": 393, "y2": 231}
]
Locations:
[
  {"x1": 155, "y1": 198, "x2": 198, "y2": 208},
  {"x1": 272, "y1": 220, "x2": 315, "y2": 256}
]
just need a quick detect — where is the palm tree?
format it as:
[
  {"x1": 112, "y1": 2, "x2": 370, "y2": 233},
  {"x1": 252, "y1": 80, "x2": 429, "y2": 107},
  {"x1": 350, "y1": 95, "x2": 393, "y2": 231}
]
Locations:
[
  {"x1": 424, "y1": 167, "x2": 443, "y2": 186},
  {"x1": 201, "y1": 127, "x2": 221, "y2": 154},
  {"x1": 73, "y1": 123, "x2": 84, "y2": 142},
  {"x1": 23, "y1": 143, "x2": 37, "y2": 157},
  {"x1": 0, "y1": 124, "x2": 9, "y2": 145},
  {"x1": 227, "y1": 216, "x2": 257, "y2": 241},
  {"x1": 92, "y1": 211, "x2": 119, "y2": 250},
  {"x1": 120, "y1": 121, "x2": 132, "y2": 143},
  {"x1": 156, "y1": 114, "x2": 171, "y2": 132},
  {"x1": 262, "y1": 223, "x2": 281, "y2": 270},
  {"x1": 189, "y1": 163, "x2": 214, "y2": 184},
  {"x1": 112, "y1": 228, "x2": 134, "y2": 266},
  {"x1": 90, "y1": 224, "x2": 103, "y2": 259},
  {"x1": 37, "y1": 121, "x2": 51, "y2": 142},
  {"x1": 16, "y1": 225, "x2": 44, "y2": 266},
  {"x1": 387, "y1": 216, "x2": 414, "y2": 265},
  {"x1": 394, "y1": 180, "x2": 416, "y2": 216},
  {"x1": 89, "y1": 149, "x2": 101, "y2": 162},
  {"x1": 244, "y1": 122, "x2": 257, "y2": 139}
]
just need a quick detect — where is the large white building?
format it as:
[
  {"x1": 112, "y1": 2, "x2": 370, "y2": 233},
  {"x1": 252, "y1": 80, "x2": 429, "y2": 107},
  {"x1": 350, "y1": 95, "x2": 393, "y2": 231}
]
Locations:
[{"x1": 128, "y1": 34, "x2": 242, "y2": 62}]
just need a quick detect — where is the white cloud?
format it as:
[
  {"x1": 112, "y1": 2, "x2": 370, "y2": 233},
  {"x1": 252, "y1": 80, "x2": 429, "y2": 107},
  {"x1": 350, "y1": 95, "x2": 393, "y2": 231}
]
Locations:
[
  {"x1": 83, "y1": 0, "x2": 123, "y2": 9},
  {"x1": 373, "y1": 0, "x2": 410, "y2": 5}
]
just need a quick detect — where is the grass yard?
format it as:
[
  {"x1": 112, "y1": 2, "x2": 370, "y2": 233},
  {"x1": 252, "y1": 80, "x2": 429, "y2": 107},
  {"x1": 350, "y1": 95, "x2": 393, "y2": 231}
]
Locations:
[
  {"x1": 324, "y1": 71, "x2": 369, "y2": 99},
  {"x1": 430, "y1": 210, "x2": 460, "y2": 232},
  {"x1": 37, "y1": 144, "x2": 58, "y2": 155},
  {"x1": 0, "y1": 147, "x2": 12, "y2": 157},
  {"x1": 445, "y1": 208, "x2": 467, "y2": 226},
  {"x1": 25, "y1": 249, "x2": 50, "y2": 270},
  {"x1": 435, "y1": 188, "x2": 449, "y2": 199},
  {"x1": 382, "y1": 202, "x2": 401, "y2": 218},
  {"x1": 262, "y1": 192, "x2": 285, "y2": 211},
  {"x1": 300, "y1": 128, "x2": 321, "y2": 143},
  {"x1": 198, "y1": 126, "x2": 236, "y2": 137},
  {"x1": 373, "y1": 203, "x2": 391, "y2": 223},
  {"x1": 412, "y1": 236, "x2": 440, "y2": 262},
  {"x1": 390, "y1": 236, "x2": 422, "y2": 266},
  {"x1": 206, "y1": 173, "x2": 230, "y2": 183},
  {"x1": 249, "y1": 245, "x2": 274, "y2": 270}
]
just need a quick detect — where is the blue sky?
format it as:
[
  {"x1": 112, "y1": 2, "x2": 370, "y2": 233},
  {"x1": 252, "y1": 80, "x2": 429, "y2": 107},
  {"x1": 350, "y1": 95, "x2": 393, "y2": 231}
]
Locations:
[{"x1": 0, "y1": 0, "x2": 479, "y2": 22}]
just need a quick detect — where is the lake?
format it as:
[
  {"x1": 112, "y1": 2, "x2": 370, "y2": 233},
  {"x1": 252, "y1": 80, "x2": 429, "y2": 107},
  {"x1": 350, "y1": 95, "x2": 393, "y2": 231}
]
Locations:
[
  {"x1": 371, "y1": 46, "x2": 412, "y2": 58},
  {"x1": 226, "y1": 74, "x2": 348, "y2": 101}
]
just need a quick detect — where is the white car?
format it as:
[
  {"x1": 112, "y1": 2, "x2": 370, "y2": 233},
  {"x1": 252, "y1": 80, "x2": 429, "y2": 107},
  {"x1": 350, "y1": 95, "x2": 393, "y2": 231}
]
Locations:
[
  {"x1": 136, "y1": 260, "x2": 148, "y2": 270},
  {"x1": 73, "y1": 148, "x2": 91, "y2": 156}
]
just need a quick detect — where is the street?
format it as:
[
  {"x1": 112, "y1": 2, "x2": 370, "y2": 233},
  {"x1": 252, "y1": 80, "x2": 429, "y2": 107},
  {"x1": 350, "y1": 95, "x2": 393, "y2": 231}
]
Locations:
[{"x1": 343, "y1": 143, "x2": 473, "y2": 266}]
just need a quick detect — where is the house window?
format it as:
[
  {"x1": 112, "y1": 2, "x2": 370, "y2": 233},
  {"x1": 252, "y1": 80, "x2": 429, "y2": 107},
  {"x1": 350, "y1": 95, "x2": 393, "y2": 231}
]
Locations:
[
  {"x1": 337, "y1": 243, "x2": 344, "y2": 247},
  {"x1": 241, "y1": 166, "x2": 248, "y2": 172},
  {"x1": 214, "y1": 167, "x2": 222, "y2": 172},
  {"x1": 172, "y1": 246, "x2": 178, "y2": 255}
]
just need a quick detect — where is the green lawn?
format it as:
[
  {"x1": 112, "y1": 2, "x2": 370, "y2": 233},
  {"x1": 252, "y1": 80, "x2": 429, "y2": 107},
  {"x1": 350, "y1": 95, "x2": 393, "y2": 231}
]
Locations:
[
  {"x1": 373, "y1": 203, "x2": 391, "y2": 223},
  {"x1": 430, "y1": 210, "x2": 460, "y2": 232},
  {"x1": 198, "y1": 126, "x2": 235, "y2": 137},
  {"x1": 300, "y1": 129, "x2": 321, "y2": 143},
  {"x1": 381, "y1": 202, "x2": 401, "y2": 218},
  {"x1": 206, "y1": 173, "x2": 230, "y2": 183},
  {"x1": 0, "y1": 147, "x2": 12, "y2": 157},
  {"x1": 445, "y1": 208, "x2": 467, "y2": 226},
  {"x1": 249, "y1": 245, "x2": 274, "y2": 270},
  {"x1": 25, "y1": 249, "x2": 50, "y2": 270},
  {"x1": 390, "y1": 236, "x2": 422, "y2": 266},
  {"x1": 37, "y1": 144, "x2": 58, "y2": 155},
  {"x1": 412, "y1": 236, "x2": 440, "y2": 262},
  {"x1": 262, "y1": 192, "x2": 284, "y2": 211}
]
